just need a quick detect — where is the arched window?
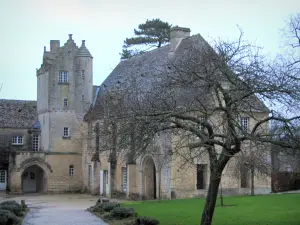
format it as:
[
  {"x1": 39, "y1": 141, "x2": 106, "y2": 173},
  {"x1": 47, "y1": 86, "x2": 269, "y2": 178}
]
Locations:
[{"x1": 69, "y1": 165, "x2": 74, "y2": 176}]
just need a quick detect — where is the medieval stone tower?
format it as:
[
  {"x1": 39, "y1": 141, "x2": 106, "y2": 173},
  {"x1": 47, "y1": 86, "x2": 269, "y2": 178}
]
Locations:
[{"x1": 33, "y1": 34, "x2": 93, "y2": 192}]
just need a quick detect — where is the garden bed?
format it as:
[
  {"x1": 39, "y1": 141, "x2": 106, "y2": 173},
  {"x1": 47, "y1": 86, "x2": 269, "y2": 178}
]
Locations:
[{"x1": 87, "y1": 199, "x2": 160, "y2": 225}]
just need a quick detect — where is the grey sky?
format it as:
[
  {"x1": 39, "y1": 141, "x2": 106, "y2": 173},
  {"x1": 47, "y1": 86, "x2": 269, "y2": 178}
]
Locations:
[{"x1": 0, "y1": 0, "x2": 299, "y2": 100}]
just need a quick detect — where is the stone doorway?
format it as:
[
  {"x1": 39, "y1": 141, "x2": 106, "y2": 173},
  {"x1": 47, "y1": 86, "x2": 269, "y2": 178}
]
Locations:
[
  {"x1": 142, "y1": 157, "x2": 157, "y2": 200},
  {"x1": 22, "y1": 165, "x2": 45, "y2": 193}
]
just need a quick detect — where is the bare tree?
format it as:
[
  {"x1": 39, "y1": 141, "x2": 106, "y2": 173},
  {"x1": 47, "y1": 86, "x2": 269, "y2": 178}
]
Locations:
[{"x1": 86, "y1": 18, "x2": 300, "y2": 225}]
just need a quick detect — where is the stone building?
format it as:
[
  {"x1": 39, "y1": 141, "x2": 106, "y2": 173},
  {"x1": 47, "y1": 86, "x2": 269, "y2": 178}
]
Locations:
[
  {"x1": 0, "y1": 28, "x2": 271, "y2": 198},
  {"x1": 84, "y1": 27, "x2": 272, "y2": 199},
  {"x1": 0, "y1": 35, "x2": 98, "y2": 193}
]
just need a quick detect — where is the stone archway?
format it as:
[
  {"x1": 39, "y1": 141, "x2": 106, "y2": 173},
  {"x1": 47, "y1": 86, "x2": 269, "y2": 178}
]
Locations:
[
  {"x1": 18, "y1": 157, "x2": 52, "y2": 193},
  {"x1": 142, "y1": 156, "x2": 157, "y2": 200},
  {"x1": 21, "y1": 165, "x2": 45, "y2": 193}
]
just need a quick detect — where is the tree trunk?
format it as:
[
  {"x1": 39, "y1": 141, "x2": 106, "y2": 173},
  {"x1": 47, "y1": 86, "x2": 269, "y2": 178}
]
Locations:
[
  {"x1": 200, "y1": 170, "x2": 222, "y2": 225},
  {"x1": 250, "y1": 165, "x2": 254, "y2": 196}
]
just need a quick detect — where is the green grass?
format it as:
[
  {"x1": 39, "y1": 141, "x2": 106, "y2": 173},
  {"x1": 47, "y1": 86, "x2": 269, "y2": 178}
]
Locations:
[{"x1": 122, "y1": 194, "x2": 300, "y2": 225}]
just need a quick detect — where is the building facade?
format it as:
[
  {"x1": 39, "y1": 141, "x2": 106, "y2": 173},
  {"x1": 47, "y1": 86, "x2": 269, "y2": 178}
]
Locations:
[
  {"x1": 0, "y1": 29, "x2": 272, "y2": 198},
  {"x1": 0, "y1": 35, "x2": 97, "y2": 193},
  {"x1": 84, "y1": 27, "x2": 272, "y2": 199}
]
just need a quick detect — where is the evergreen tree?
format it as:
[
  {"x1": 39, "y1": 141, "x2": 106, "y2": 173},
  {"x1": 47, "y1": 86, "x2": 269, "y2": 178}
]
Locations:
[{"x1": 120, "y1": 18, "x2": 173, "y2": 59}]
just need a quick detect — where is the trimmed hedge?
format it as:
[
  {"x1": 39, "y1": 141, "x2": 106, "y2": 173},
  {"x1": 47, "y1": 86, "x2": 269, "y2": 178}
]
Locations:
[
  {"x1": 135, "y1": 216, "x2": 160, "y2": 225},
  {"x1": 111, "y1": 207, "x2": 136, "y2": 219},
  {"x1": 103, "y1": 202, "x2": 120, "y2": 212},
  {"x1": 0, "y1": 201, "x2": 20, "y2": 208},
  {"x1": 0, "y1": 205, "x2": 22, "y2": 217},
  {"x1": 0, "y1": 209, "x2": 20, "y2": 225},
  {"x1": 0, "y1": 201, "x2": 23, "y2": 217},
  {"x1": 88, "y1": 202, "x2": 120, "y2": 213}
]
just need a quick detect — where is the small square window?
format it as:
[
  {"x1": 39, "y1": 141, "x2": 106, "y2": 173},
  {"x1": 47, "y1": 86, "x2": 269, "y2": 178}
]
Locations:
[
  {"x1": 63, "y1": 127, "x2": 69, "y2": 137},
  {"x1": 64, "y1": 98, "x2": 68, "y2": 107},
  {"x1": 12, "y1": 136, "x2": 23, "y2": 145},
  {"x1": 69, "y1": 165, "x2": 74, "y2": 176}
]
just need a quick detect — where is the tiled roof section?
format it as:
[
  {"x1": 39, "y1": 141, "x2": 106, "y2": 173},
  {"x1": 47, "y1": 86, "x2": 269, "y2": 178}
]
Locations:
[
  {"x1": 85, "y1": 34, "x2": 269, "y2": 121},
  {"x1": 0, "y1": 99, "x2": 37, "y2": 128},
  {"x1": 86, "y1": 35, "x2": 212, "y2": 118}
]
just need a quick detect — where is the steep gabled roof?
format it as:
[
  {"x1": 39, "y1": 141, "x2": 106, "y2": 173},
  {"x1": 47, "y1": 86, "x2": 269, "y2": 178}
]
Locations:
[
  {"x1": 85, "y1": 33, "x2": 269, "y2": 121},
  {"x1": 0, "y1": 99, "x2": 37, "y2": 128},
  {"x1": 85, "y1": 35, "x2": 211, "y2": 120}
]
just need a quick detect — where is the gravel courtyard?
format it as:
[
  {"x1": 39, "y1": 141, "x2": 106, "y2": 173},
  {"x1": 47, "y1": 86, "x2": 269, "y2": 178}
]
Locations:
[{"x1": 1, "y1": 194, "x2": 108, "y2": 225}]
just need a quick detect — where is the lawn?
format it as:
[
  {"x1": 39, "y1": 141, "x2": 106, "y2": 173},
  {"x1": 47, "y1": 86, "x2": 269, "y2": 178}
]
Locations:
[{"x1": 122, "y1": 193, "x2": 300, "y2": 225}]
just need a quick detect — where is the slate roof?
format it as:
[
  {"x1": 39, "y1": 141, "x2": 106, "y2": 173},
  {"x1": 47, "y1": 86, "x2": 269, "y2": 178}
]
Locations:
[
  {"x1": 0, "y1": 99, "x2": 37, "y2": 128},
  {"x1": 85, "y1": 33, "x2": 269, "y2": 121}
]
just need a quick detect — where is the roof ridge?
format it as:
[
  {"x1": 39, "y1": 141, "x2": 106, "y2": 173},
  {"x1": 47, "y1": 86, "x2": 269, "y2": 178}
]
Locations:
[{"x1": 120, "y1": 34, "x2": 200, "y2": 62}]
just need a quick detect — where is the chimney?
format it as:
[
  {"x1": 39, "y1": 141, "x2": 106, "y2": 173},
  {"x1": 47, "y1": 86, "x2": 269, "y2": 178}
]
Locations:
[
  {"x1": 170, "y1": 26, "x2": 191, "y2": 52},
  {"x1": 50, "y1": 40, "x2": 60, "y2": 52}
]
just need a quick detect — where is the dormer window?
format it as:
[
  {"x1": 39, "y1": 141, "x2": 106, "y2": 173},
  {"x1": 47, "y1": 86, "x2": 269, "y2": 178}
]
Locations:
[
  {"x1": 12, "y1": 136, "x2": 23, "y2": 145},
  {"x1": 59, "y1": 71, "x2": 68, "y2": 83}
]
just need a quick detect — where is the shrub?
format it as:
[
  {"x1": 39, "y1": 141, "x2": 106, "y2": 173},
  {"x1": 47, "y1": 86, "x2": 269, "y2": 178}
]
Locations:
[
  {"x1": 89, "y1": 203, "x2": 104, "y2": 213},
  {"x1": 111, "y1": 207, "x2": 136, "y2": 219},
  {"x1": 0, "y1": 201, "x2": 21, "y2": 208},
  {"x1": 20, "y1": 200, "x2": 27, "y2": 210},
  {"x1": 97, "y1": 197, "x2": 109, "y2": 203},
  {"x1": 0, "y1": 209, "x2": 20, "y2": 225},
  {"x1": 135, "y1": 216, "x2": 160, "y2": 225},
  {"x1": 102, "y1": 212, "x2": 113, "y2": 221},
  {"x1": 0, "y1": 204, "x2": 23, "y2": 216},
  {"x1": 103, "y1": 202, "x2": 120, "y2": 212}
]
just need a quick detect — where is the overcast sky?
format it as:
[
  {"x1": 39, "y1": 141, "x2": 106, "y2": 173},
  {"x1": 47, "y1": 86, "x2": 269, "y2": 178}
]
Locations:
[{"x1": 0, "y1": 0, "x2": 299, "y2": 100}]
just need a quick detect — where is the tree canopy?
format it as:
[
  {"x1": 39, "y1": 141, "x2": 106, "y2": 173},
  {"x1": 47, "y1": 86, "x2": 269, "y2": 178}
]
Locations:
[{"x1": 120, "y1": 18, "x2": 172, "y2": 59}]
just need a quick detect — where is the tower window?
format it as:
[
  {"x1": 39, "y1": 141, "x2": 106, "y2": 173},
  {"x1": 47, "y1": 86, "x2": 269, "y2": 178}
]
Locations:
[
  {"x1": 63, "y1": 127, "x2": 70, "y2": 137},
  {"x1": 32, "y1": 134, "x2": 39, "y2": 151},
  {"x1": 59, "y1": 71, "x2": 68, "y2": 83},
  {"x1": 82, "y1": 95, "x2": 84, "y2": 101},
  {"x1": 69, "y1": 165, "x2": 74, "y2": 176},
  {"x1": 81, "y1": 70, "x2": 85, "y2": 78},
  {"x1": 63, "y1": 98, "x2": 68, "y2": 107}
]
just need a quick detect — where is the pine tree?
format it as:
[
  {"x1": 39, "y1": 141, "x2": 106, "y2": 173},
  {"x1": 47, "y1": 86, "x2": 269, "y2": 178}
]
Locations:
[{"x1": 120, "y1": 18, "x2": 173, "y2": 60}]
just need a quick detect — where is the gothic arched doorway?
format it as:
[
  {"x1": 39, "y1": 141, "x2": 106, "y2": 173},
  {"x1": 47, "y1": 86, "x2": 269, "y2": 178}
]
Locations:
[
  {"x1": 21, "y1": 165, "x2": 45, "y2": 193},
  {"x1": 142, "y1": 156, "x2": 156, "y2": 200}
]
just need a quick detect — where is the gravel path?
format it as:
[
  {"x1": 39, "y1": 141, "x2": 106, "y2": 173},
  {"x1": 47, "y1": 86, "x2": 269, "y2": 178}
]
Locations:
[{"x1": 4, "y1": 194, "x2": 108, "y2": 225}]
